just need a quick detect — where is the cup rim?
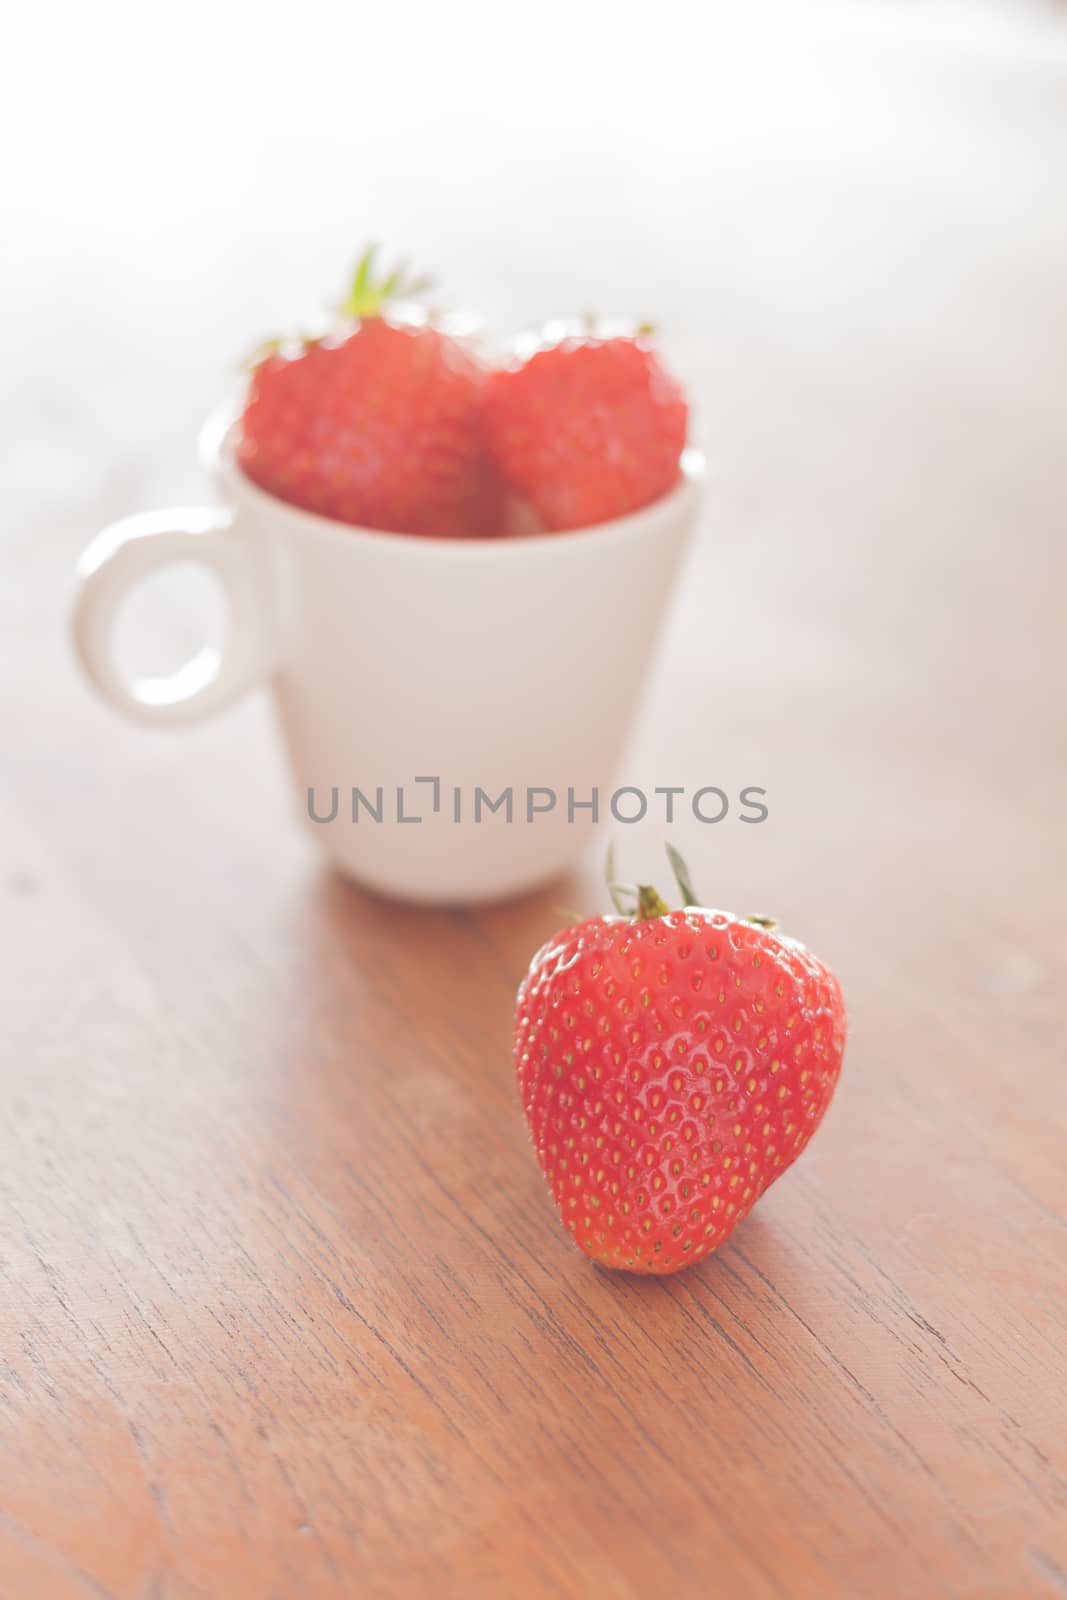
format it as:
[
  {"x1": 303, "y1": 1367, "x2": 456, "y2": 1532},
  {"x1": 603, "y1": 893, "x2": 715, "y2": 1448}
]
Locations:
[{"x1": 200, "y1": 400, "x2": 705, "y2": 560}]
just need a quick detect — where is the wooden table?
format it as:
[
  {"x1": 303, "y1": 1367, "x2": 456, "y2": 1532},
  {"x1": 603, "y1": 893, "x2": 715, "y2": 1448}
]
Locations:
[{"x1": 3, "y1": 11, "x2": 1066, "y2": 1597}]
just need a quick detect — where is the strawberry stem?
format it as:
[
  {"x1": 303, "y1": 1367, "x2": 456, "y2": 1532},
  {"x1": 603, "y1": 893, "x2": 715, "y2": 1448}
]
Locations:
[
  {"x1": 637, "y1": 884, "x2": 671, "y2": 919},
  {"x1": 338, "y1": 244, "x2": 433, "y2": 320},
  {"x1": 605, "y1": 844, "x2": 671, "y2": 921},
  {"x1": 606, "y1": 844, "x2": 780, "y2": 930}
]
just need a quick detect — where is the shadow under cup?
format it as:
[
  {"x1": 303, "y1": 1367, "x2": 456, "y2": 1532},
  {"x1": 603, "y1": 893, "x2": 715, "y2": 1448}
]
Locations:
[{"x1": 73, "y1": 419, "x2": 705, "y2": 905}]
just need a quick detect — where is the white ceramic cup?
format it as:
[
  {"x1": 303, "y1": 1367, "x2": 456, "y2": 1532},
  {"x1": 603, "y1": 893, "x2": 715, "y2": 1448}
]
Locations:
[{"x1": 73, "y1": 414, "x2": 704, "y2": 904}]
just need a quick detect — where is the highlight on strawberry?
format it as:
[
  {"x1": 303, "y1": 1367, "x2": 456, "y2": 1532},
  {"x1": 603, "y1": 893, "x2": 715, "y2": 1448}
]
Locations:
[
  {"x1": 513, "y1": 846, "x2": 846, "y2": 1276},
  {"x1": 236, "y1": 248, "x2": 690, "y2": 540}
]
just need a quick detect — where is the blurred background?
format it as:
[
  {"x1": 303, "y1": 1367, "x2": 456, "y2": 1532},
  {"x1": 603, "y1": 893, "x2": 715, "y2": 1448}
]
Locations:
[
  {"x1": 3, "y1": 0, "x2": 1065, "y2": 906},
  {"x1": 7, "y1": 0, "x2": 1067, "y2": 506}
]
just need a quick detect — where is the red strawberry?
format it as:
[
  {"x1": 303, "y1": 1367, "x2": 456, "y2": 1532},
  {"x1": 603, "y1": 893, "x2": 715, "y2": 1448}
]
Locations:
[
  {"x1": 482, "y1": 324, "x2": 689, "y2": 532},
  {"x1": 514, "y1": 848, "x2": 846, "y2": 1275},
  {"x1": 238, "y1": 249, "x2": 503, "y2": 538}
]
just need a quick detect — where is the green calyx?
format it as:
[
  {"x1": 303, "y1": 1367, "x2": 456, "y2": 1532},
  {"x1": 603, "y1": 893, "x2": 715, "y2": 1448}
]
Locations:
[
  {"x1": 338, "y1": 244, "x2": 432, "y2": 321},
  {"x1": 243, "y1": 244, "x2": 434, "y2": 372},
  {"x1": 606, "y1": 842, "x2": 777, "y2": 930},
  {"x1": 606, "y1": 842, "x2": 673, "y2": 920}
]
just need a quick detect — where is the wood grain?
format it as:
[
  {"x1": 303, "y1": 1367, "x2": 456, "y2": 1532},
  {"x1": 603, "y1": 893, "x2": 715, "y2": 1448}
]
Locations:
[{"x1": 2, "y1": 12, "x2": 1067, "y2": 1598}]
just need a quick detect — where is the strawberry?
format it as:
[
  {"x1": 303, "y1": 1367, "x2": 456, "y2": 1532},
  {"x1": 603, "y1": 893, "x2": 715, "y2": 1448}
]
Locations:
[
  {"x1": 238, "y1": 248, "x2": 503, "y2": 538},
  {"x1": 482, "y1": 324, "x2": 689, "y2": 532},
  {"x1": 514, "y1": 848, "x2": 846, "y2": 1275}
]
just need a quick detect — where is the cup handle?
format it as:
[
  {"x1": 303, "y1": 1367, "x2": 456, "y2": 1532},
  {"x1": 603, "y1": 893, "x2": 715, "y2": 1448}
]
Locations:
[{"x1": 72, "y1": 506, "x2": 273, "y2": 728}]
